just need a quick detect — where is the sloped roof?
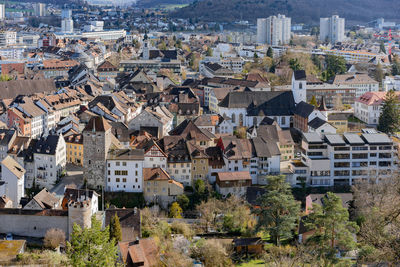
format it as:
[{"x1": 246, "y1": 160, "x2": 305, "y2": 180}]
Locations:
[
  {"x1": 294, "y1": 101, "x2": 314, "y2": 118},
  {"x1": 294, "y1": 70, "x2": 307, "y2": 80},
  {"x1": 1, "y1": 156, "x2": 25, "y2": 179},
  {"x1": 30, "y1": 188, "x2": 59, "y2": 209},
  {"x1": 308, "y1": 117, "x2": 328, "y2": 129},
  {"x1": 217, "y1": 171, "x2": 251, "y2": 182},
  {"x1": 83, "y1": 116, "x2": 111, "y2": 132},
  {"x1": 0, "y1": 79, "x2": 57, "y2": 100},
  {"x1": 33, "y1": 135, "x2": 61, "y2": 155}
]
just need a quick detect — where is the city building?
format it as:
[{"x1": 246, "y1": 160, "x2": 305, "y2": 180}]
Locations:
[
  {"x1": 0, "y1": 31, "x2": 17, "y2": 47},
  {"x1": 354, "y1": 91, "x2": 400, "y2": 125},
  {"x1": 61, "y1": 18, "x2": 74, "y2": 33},
  {"x1": 0, "y1": 156, "x2": 25, "y2": 208},
  {"x1": 256, "y1": 18, "x2": 268, "y2": 44},
  {"x1": 215, "y1": 171, "x2": 252, "y2": 198},
  {"x1": 333, "y1": 74, "x2": 379, "y2": 98},
  {"x1": 106, "y1": 149, "x2": 144, "y2": 193},
  {"x1": 263, "y1": 14, "x2": 291, "y2": 45},
  {"x1": 320, "y1": 15, "x2": 345, "y2": 44},
  {"x1": 0, "y1": 4, "x2": 5, "y2": 21},
  {"x1": 290, "y1": 131, "x2": 397, "y2": 187},
  {"x1": 65, "y1": 134, "x2": 83, "y2": 166},
  {"x1": 34, "y1": 3, "x2": 46, "y2": 17}
]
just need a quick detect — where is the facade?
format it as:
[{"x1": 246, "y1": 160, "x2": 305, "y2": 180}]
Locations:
[
  {"x1": 106, "y1": 149, "x2": 144, "y2": 193},
  {"x1": 265, "y1": 14, "x2": 291, "y2": 45},
  {"x1": 354, "y1": 91, "x2": 400, "y2": 125},
  {"x1": 33, "y1": 134, "x2": 66, "y2": 188},
  {"x1": 333, "y1": 74, "x2": 379, "y2": 98},
  {"x1": 61, "y1": 19, "x2": 74, "y2": 33},
  {"x1": 256, "y1": 18, "x2": 268, "y2": 44},
  {"x1": 215, "y1": 171, "x2": 252, "y2": 198},
  {"x1": 320, "y1": 15, "x2": 345, "y2": 44},
  {"x1": 0, "y1": 156, "x2": 25, "y2": 208},
  {"x1": 34, "y1": 3, "x2": 46, "y2": 17},
  {"x1": 65, "y1": 134, "x2": 83, "y2": 166},
  {"x1": 291, "y1": 132, "x2": 397, "y2": 187},
  {"x1": 83, "y1": 117, "x2": 112, "y2": 189},
  {"x1": 143, "y1": 167, "x2": 184, "y2": 209},
  {"x1": 0, "y1": 31, "x2": 17, "y2": 47}
]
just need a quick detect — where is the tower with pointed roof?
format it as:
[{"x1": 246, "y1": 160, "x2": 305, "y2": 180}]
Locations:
[
  {"x1": 292, "y1": 70, "x2": 307, "y2": 104},
  {"x1": 318, "y1": 96, "x2": 328, "y2": 120},
  {"x1": 83, "y1": 116, "x2": 112, "y2": 189}
]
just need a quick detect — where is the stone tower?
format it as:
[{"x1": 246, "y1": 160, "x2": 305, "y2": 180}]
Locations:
[
  {"x1": 68, "y1": 200, "x2": 92, "y2": 238},
  {"x1": 83, "y1": 116, "x2": 112, "y2": 189}
]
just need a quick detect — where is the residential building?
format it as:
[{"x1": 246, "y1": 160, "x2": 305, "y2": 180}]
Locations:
[
  {"x1": 266, "y1": 14, "x2": 291, "y2": 45},
  {"x1": 354, "y1": 91, "x2": 400, "y2": 125},
  {"x1": 0, "y1": 156, "x2": 25, "y2": 208},
  {"x1": 187, "y1": 141, "x2": 209, "y2": 182},
  {"x1": 23, "y1": 188, "x2": 60, "y2": 210},
  {"x1": 257, "y1": 18, "x2": 268, "y2": 44},
  {"x1": 323, "y1": 50, "x2": 380, "y2": 64},
  {"x1": 34, "y1": 3, "x2": 46, "y2": 17},
  {"x1": 333, "y1": 74, "x2": 379, "y2": 98},
  {"x1": 320, "y1": 15, "x2": 345, "y2": 44},
  {"x1": 118, "y1": 238, "x2": 159, "y2": 266},
  {"x1": 0, "y1": 129, "x2": 16, "y2": 161},
  {"x1": 0, "y1": 31, "x2": 17, "y2": 46},
  {"x1": 97, "y1": 61, "x2": 118, "y2": 81},
  {"x1": 215, "y1": 171, "x2": 252, "y2": 198},
  {"x1": 106, "y1": 149, "x2": 144, "y2": 192},
  {"x1": 143, "y1": 167, "x2": 184, "y2": 208},
  {"x1": 33, "y1": 134, "x2": 66, "y2": 188},
  {"x1": 0, "y1": 4, "x2": 5, "y2": 21},
  {"x1": 383, "y1": 75, "x2": 400, "y2": 91},
  {"x1": 290, "y1": 131, "x2": 397, "y2": 187},
  {"x1": 61, "y1": 18, "x2": 74, "y2": 33},
  {"x1": 133, "y1": 138, "x2": 167, "y2": 169},
  {"x1": 65, "y1": 134, "x2": 83, "y2": 166}
]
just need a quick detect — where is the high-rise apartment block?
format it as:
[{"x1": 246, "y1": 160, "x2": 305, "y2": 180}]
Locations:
[
  {"x1": 320, "y1": 15, "x2": 345, "y2": 44},
  {"x1": 257, "y1": 15, "x2": 291, "y2": 45}
]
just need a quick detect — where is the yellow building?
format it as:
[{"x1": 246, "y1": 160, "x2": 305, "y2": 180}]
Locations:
[
  {"x1": 328, "y1": 113, "x2": 348, "y2": 133},
  {"x1": 65, "y1": 134, "x2": 84, "y2": 166},
  {"x1": 143, "y1": 167, "x2": 184, "y2": 209},
  {"x1": 187, "y1": 141, "x2": 209, "y2": 183}
]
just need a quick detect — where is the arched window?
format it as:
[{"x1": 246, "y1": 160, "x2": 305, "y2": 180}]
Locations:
[
  {"x1": 281, "y1": 116, "x2": 286, "y2": 125},
  {"x1": 231, "y1": 113, "x2": 236, "y2": 123},
  {"x1": 299, "y1": 82, "x2": 303, "y2": 89}
]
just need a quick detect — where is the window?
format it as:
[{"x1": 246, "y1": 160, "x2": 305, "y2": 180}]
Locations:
[
  {"x1": 135, "y1": 171, "x2": 138, "y2": 176},
  {"x1": 281, "y1": 116, "x2": 286, "y2": 125},
  {"x1": 122, "y1": 162, "x2": 127, "y2": 166},
  {"x1": 116, "y1": 162, "x2": 120, "y2": 166},
  {"x1": 123, "y1": 178, "x2": 127, "y2": 183},
  {"x1": 231, "y1": 113, "x2": 236, "y2": 123},
  {"x1": 116, "y1": 178, "x2": 120, "y2": 182}
]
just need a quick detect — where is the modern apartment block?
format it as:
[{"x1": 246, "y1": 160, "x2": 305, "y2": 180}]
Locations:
[
  {"x1": 257, "y1": 15, "x2": 291, "y2": 45},
  {"x1": 290, "y1": 131, "x2": 398, "y2": 187},
  {"x1": 320, "y1": 15, "x2": 345, "y2": 44}
]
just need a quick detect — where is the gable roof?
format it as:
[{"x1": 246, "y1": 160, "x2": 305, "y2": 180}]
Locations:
[
  {"x1": 83, "y1": 116, "x2": 111, "y2": 132},
  {"x1": 143, "y1": 167, "x2": 171, "y2": 181},
  {"x1": 294, "y1": 101, "x2": 315, "y2": 118},
  {"x1": 0, "y1": 79, "x2": 57, "y2": 102},
  {"x1": 33, "y1": 135, "x2": 62, "y2": 155},
  {"x1": 30, "y1": 188, "x2": 59, "y2": 209},
  {"x1": 217, "y1": 171, "x2": 251, "y2": 182},
  {"x1": 308, "y1": 117, "x2": 329, "y2": 129},
  {"x1": 106, "y1": 208, "x2": 141, "y2": 242},
  {"x1": 169, "y1": 119, "x2": 215, "y2": 141},
  {"x1": 119, "y1": 238, "x2": 159, "y2": 267},
  {"x1": 1, "y1": 156, "x2": 25, "y2": 179}
]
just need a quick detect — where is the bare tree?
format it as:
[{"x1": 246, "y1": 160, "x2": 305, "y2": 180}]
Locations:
[{"x1": 44, "y1": 228, "x2": 66, "y2": 250}]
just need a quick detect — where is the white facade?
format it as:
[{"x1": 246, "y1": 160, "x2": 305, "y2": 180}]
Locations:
[
  {"x1": 106, "y1": 159, "x2": 144, "y2": 192},
  {"x1": 320, "y1": 15, "x2": 345, "y2": 44},
  {"x1": 291, "y1": 73, "x2": 307, "y2": 104},
  {"x1": 61, "y1": 19, "x2": 74, "y2": 33},
  {"x1": 257, "y1": 18, "x2": 268, "y2": 44},
  {"x1": 0, "y1": 4, "x2": 5, "y2": 21},
  {"x1": 61, "y1": 9, "x2": 72, "y2": 19},
  {"x1": 0, "y1": 31, "x2": 17, "y2": 47},
  {"x1": 383, "y1": 76, "x2": 400, "y2": 91},
  {"x1": 33, "y1": 136, "x2": 66, "y2": 188},
  {"x1": 0, "y1": 156, "x2": 25, "y2": 208},
  {"x1": 34, "y1": 3, "x2": 46, "y2": 17},
  {"x1": 143, "y1": 145, "x2": 167, "y2": 169},
  {"x1": 294, "y1": 132, "x2": 397, "y2": 187},
  {"x1": 266, "y1": 14, "x2": 291, "y2": 45}
]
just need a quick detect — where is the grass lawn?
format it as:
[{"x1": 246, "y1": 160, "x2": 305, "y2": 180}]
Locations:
[{"x1": 236, "y1": 259, "x2": 265, "y2": 267}]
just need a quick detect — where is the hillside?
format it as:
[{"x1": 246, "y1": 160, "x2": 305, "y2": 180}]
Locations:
[
  {"x1": 136, "y1": 0, "x2": 192, "y2": 8},
  {"x1": 171, "y1": 0, "x2": 400, "y2": 24}
]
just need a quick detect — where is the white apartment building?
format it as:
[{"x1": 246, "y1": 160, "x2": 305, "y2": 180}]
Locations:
[
  {"x1": 106, "y1": 149, "x2": 144, "y2": 193},
  {"x1": 266, "y1": 14, "x2": 291, "y2": 45},
  {"x1": 383, "y1": 75, "x2": 400, "y2": 91},
  {"x1": 0, "y1": 156, "x2": 25, "y2": 208},
  {"x1": 0, "y1": 31, "x2": 17, "y2": 47},
  {"x1": 168, "y1": 161, "x2": 192, "y2": 187},
  {"x1": 354, "y1": 91, "x2": 400, "y2": 125},
  {"x1": 291, "y1": 132, "x2": 397, "y2": 187},
  {"x1": 61, "y1": 19, "x2": 74, "y2": 33},
  {"x1": 333, "y1": 74, "x2": 379, "y2": 98},
  {"x1": 33, "y1": 134, "x2": 66, "y2": 188},
  {"x1": 320, "y1": 15, "x2": 345, "y2": 44},
  {"x1": 257, "y1": 18, "x2": 268, "y2": 44},
  {"x1": 322, "y1": 50, "x2": 380, "y2": 64},
  {"x1": 34, "y1": 3, "x2": 46, "y2": 17},
  {"x1": 0, "y1": 4, "x2": 5, "y2": 21}
]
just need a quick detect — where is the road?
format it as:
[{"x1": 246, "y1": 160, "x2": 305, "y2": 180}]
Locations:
[{"x1": 50, "y1": 164, "x2": 84, "y2": 197}]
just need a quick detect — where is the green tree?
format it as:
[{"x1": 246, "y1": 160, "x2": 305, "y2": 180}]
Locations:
[
  {"x1": 289, "y1": 58, "x2": 302, "y2": 71},
  {"x1": 324, "y1": 55, "x2": 347, "y2": 81},
  {"x1": 194, "y1": 179, "x2": 205, "y2": 194},
  {"x1": 305, "y1": 192, "x2": 359, "y2": 263},
  {"x1": 177, "y1": 194, "x2": 190, "y2": 210},
  {"x1": 257, "y1": 175, "x2": 300, "y2": 246},
  {"x1": 169, "y1": 202, "x2": 183, "y2": 218},
  {"x1": 267, "y1": 47, "x2": 273, "y2": 58},
  {"x1": 254, "y1": 52, "x2": 259, "y2": 63},
  {"x1": 310, "y1": 26, "x2": 320, "y2": 37},
  {"x1": 0, "y1": 74, "x2": 12, "y2": 81},
  {"x1": 309, "y1": 95, "x2": 318, "y2": 107},
  {"x1": 378, "y1": 90, "x2": 400, "y2": 134},
  {"x1": 67, "y1": 216, "x2": 118, "y2": 266},
  {"x1": 109, "y1": 213, "x2": 122, "y2": 243},
  {"x1": 206, "y1": 46, "x2": 213, "y2": 57},
  {"x1": 373, "y1": 62, "x2": 384, "y2": 83},
  {"x1": 391, "y1": 55, "x2": 400, "y2": 75}
]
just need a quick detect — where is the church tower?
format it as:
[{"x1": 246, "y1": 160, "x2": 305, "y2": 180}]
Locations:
[{"x1": 292, "y1": 70, "x2": 307, "y2": 104}]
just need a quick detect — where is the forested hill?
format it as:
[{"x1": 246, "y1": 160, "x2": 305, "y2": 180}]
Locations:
[{"x1": 171, "y1": 0, "x2": 400, "y2": 24}]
